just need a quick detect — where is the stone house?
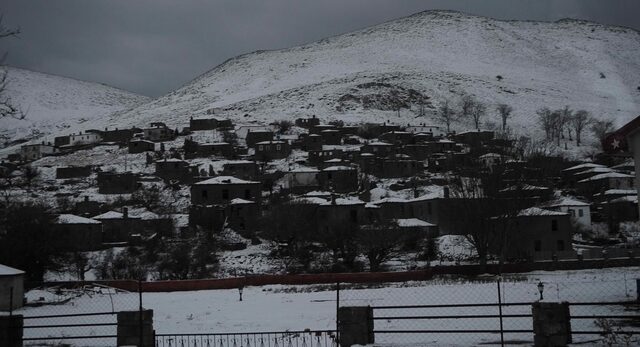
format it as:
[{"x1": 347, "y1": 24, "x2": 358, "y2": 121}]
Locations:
[
  {"x1": 222, "y1": 160, "x2": 260, "y2": 180},
  {"x1": 74, "y1": 196, "x2": 103, "y2": 217},
  {"x1": 316, "y1": 196, "x2": 367, "y2": 235},
  {"x1": 282, "y1": 168, "x2": 320, "y2": 193},
  {"x1": 190, "y1": 116, "x2": 233, "y2": 130},
  {"x1": 100, "y1": 127, "x2": 140, "y2": 144},
  {"x1": 20, "y1": 142, "x2": 56, "y2": 161},
  {"x1": 128, "y1": 139, "x2": 155, "y2": 153},
  {"x1": 97, "y1": 171, "x2": 139, "y2": 194},
  {"x1": 576, "y1": 172, "x2": 635, "y2": 197},
  {"x1": 406, "y1": 124, "x2": 444, "y2": 137},
  {"x1": 69, "y1": 132, "x2": 102, "y2": 146},
  {"x1": 318, "y1": 166, "x2": 358, "y2": 193},
  {"x1": 500, "y1": 207, "x2": 574, "y2": 261},
  {"x1": 374, "y1": 157, "x2": 424, "y2": 178},
  {"x1": 300, "y1": 134, "x2": 323, "y2": 151},
  {"x1": 93, "y1": 208, "x2": 141, "y2": 243},
  {"x1": 246, "y1": 130, "x2": 274, "y2": 147},
  {"x1": 598, "y1": 196, "x2": 639, "y2": 225},
  {"x1": 52, "y1": 214, "x2": 103, "y2": 251},
  {"x1": 320, "y1": 130, "x2": 342, "y2": 145},
  {"x1": 191, "y1": 176, "x2": 261, "y2": 205},
  {"x1": 189, "y1": 198, "x2": 259, "y2": 232},
  {"x1": 453, "y1": 130, "x2": 495, "y2": 148},
  {"x1": 541, "y1": 197, "x2": 591, "y2": 227},
  {"x1": 155, "y1": 159, "x2": 197, "y2": 183},
  {"x1": 143, "y1": 122, "x2": 176, "y2": 142},
  {"x1": 308, "y1": 148, "x2": 344, "y2": 166},
  {"x1": 361, "y1": 141, "x2": 394, "y2": 158},
  {"x1": 254, "y1": 140, "x2": 291, "y2": 161},
  {"x1": 379, "y1": 131, "x2": 413, "y2": 145},
  {"x1": 56, "y1": 166, "x2": 93, "y2": 179},
  {"x1": 295, "y1": 115, "x2": 320, "y2": 128},
  {"x1": 309, "y1": 124, "x2": 338, "y2": 135},
  {"x1": 396, "y1": 218, "x2": 439, "y2": 238},
  {"x1": 498, "y1": 184, "x2": 553, "y2": 201},
  {"x1": 54, "y1": 135, "x2": 70, "y2": 147}
]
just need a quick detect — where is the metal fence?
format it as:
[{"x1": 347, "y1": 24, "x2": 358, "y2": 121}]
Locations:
[{"x1": 2, "y1": 273, "x2": 640, "y2": 347}]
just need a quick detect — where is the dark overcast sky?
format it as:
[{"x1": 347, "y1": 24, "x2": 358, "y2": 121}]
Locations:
[{"x1": 2, "y1": 0, "x2": 639, "y2": 97}]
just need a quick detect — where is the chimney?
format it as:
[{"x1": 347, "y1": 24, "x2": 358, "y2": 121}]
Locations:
[
  {"x1": 331, "y1": 193, "x2": 337, "y2": 205},
  {"x1": 123, "y1": 207, "x2": 128, "y2": 219},
  {"x1": 443, "y1": 186, "x2": 450, "y2": 199}
]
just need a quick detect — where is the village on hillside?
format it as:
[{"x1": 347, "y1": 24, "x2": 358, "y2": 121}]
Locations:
[{"x1": 1, "y1": 97, "x2": 639, "y2": 284}]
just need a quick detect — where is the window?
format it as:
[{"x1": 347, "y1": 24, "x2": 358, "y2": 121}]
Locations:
[
  {"x1": 568, "y1": 209, "x2": 575, "y2": 217},
  {"x1": 201, "y1": 189, "x2": 208, "y2": 199},
  {"x1": 258, "y1": 145, "x2": 263, "y2": 151},
  {"x1": 551, "y1": 219, "x2": 558, "y2": 231},
  {"x1": 276, "y1": 144, "x2": 281, "y2": 151},
  {"x1": 557, "y1": 240, "x2": 565, "y2": 251},
  {"x1": 222, "y1": 189, "x2": 229, "y2": 200},
  {"x1": 244, "y1": 189, "x2": 251, "y2": 199},
  {"x1": 578, "y1": 209, "x2": 584, "y2": 217},
  {"x1": 534, "y1": 240, "x2": 542, "y2": 252}
]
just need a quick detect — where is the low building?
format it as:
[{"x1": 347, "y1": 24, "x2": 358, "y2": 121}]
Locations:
[
  {"x1": 479, "y1": 153, "x2": 506, "y2": 171},
  {"x1": 576, "y1": 172, "x2": 635, "y2": 198},
  {"x1": 380, "y1": 131, "x2": 413, "y2": 145},
  {"x1": 56, "y1": 166, "x2": 93, "y2": 179},
  {"x1": 20, "y1": 142, "x2": 56, "y2": 161},
  {"x1": 453, "y1": 130, "x2": 494, "y2": 147},
  {"x1": 300, "y1": 134, "x2": 323, "y2": 151},
  {"x1": 361, "y1": 141, "x2": 394, "y2": 158},
  {"x1": 93, "y1": 208, "x2": 141, "y2": 243},
  {"x1": 191, "y1": 176, "x2": 262, "y2": 205},
  {"x1": 295, "y1": 115, "x2": 320, "y2": 128},
  {"x1": 375, "y1": 157, "x2": 424, "y2": 178},
  {"x1": 246, "y1": 130, "x2": 274, "y2": 148},
  {"x1": 52, "y1": 214, "x2": 103, "y2": 251},
  {"x1": 318, "y1": 166, "x2": 358, "y2": 193},
  {"x1": 97, "y1": 171, "x2": 139, "y2": 194},
  {"x1": 0, "y1": 264, "x2": 24, "y2": 311},
  {"x1": 282, "y1": 168, "x2": 320, "y2": 192},
  {"x1": 100, "y1": 127, "x2": 140, "y2": 144},
  {"x1": 396, "y1": 218, "x2": 439, "y2": 238},
  {"x1": 69, "y1": 132, "x2": 102, "y2": 146},
  {"x1": 128, "y1": 139, "x2": 155, "y2": 153},
  {"x1": 502, "y1": 207, "x2": 574, "y2": 261},
  {"x1": 222, "y1": 160, "x2": 260, "y2": 180},
  {"x1": 54, "y1": 135, "x2": 70, "y2": 147},
  {"x1": 155, "y1": 159, "x2": 197, "y2": 183},
  {"x1": 309, "y1": 124, "x2": 338, "y2": 135},
  {"x1": 542, "y1": 197, "x2": 591, "y2": 227},
  {"x1": 308, "y1": 148, "x2": 344, "y2": 166},
  {"x1": 143, "y1": 122, "x2": 176, "y2": 142},
  {"x1": 406, "y1": 124, "x2": 444, "y2": 137},
  {"x1": 320, "y1": 130, "x2": 342, "y2": 145},
  {"x1": 190, "y1": 116, "x2": 233, "y2": 130},
  {"x1": 254, "y1": 140, "x2": 291, "y2": 161}
]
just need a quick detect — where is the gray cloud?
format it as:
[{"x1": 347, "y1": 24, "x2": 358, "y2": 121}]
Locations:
[{"x1": 2, "y1": 0, "x2": 639, "y2": 97}]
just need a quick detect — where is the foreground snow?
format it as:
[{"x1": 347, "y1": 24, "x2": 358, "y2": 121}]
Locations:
[{"x1": 8, "y1": 266, "x2": 640, "y2": 346}]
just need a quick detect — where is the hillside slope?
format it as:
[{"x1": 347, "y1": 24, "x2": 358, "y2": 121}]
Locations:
[
  {"x1": 114, "y1": 10, "x2": 640, "y2": 138},
  {"x1": 0, "y1": 67, "x2": 150, "y2": 147}
]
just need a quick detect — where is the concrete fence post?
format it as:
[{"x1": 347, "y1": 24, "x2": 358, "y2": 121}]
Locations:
[
  {"x1": 338, "y1": 306, "x2": 374, "y2": 347},
  {"x1": 532, "y1": 302, "x2": 571, "y2": 347},
  {"x1": 117, "y1": 309, "x2": 154, "y2": 347},
  {"x1": 0, "y1": 314, "x2": 23, "y2": 347}
]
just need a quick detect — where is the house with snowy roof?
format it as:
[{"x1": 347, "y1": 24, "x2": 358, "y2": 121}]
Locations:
[
  {"x1": 97, "y1": 171, "x2": 139, "y2": 194},
  {"x1": 155, "y1": 158, "x2": 198, "y2": 183},
  {"x1": 93, "y1": 208, "x2": 140, "y2": 243},
  {"x1": 221, "y1": 160, "x2": 260, "y2": 180},
  {"x1": 499, "y1": 207, "x2": 574, "y2": 261},
  {"x1": 246, "y1": 129, "x2": 274, "y2": 148},
  {"x1": 318, "y1": 166, "x2": 358, "y2": 193},
  {"x1": 295, "y1": 115, "x2": 320, "y2": 128},
  {"x1": 190, "y1": 176, "x2": 261, "y2": 205},
  {"x1": 53, "y1": 214, "x2": 103, "y2": 251},
  {"x1": 254, "y1": 140, "x2": 291, "y2": 161},
  {"x1": 143, "y1": 122, "x2": 176, "y2": 142},
  {"x1": 576, "y1": 172, "x2": 635, "y2": 198},
  {"x1": 128, "y1": 139, "x2": 155, "y2": 154},
  {"x1": 541, "y1": 197, "x2": 591, "y2": 226},
  {"x1": 190, "y1": 116, "x2": 233, "y2": 131},
  {"x1": 379, "y1": 130, "x2": 413, "y2": 145}
]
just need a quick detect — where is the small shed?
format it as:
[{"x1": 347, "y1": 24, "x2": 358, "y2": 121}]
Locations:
[{"x1": 0, "y1": 264, "x2": 25, "y2": 311}]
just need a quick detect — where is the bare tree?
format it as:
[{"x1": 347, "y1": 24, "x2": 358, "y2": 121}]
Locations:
[
  {"x1": 537, "y1": 107, "x2": 554, "y2": 140},
  {"x1": 571, "y1": 110, "x2": 593, "y2": 147},
  {"x1": 357, "y1": 221, "x2": 401, "y2": 272},
  {"x1": 459, "y1": 94, "x2": 475, "y2": 120},
  {"x1": 496, "y1": 104, "x2": 513, "y2": 132},
  {"x1": 0, "y1": 15, "x2": 23, "y2": 119},
  {"x1": 470, "y1": 101, "x2": 486, "y2": 131},
  {"x1": 557, "y1": 106, "x2": 573, "y2": 144},
  {"x1": 436, "y1": 99, "x2": 457, "y2": 133},
  {"x1": 591, "y1": 119, "x2": 615, "y2": 149}
]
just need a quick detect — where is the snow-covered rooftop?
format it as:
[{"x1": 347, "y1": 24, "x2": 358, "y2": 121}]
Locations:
[
  {"x1": 577, "y1": 172, "x2": 634, "y2": 182},
  {"x1": 194, "y1": 176, "x2": 259, "y2": 185},
  {"x1": 0, "y1": 263, "x2": 25, "y2": 276},
  {"x1": 323, "y1": 166, "x2": 355, "y2": 171},
  {"x1": 543, "y1": 197, "x2": 590, "y2": 207},
  {"x1": 396, "y1": 218, "x2": 436, "y2": 227},
  {"x1": 56, "y1": 214, "x2": 101, "y2": 224},
  {"x1": 563, "y1": 163, "x2": 604, "y2": 172},
  {"x1": 518, "y1": 207, "x2": 568, "y2": 217},
  {"x1": 230, "y1": 198, "x2": 255, "y2": 205}
]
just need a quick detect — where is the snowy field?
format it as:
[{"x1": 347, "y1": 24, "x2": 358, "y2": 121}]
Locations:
[{"x1": 6, "y1": 266, "x2": 640, "y2": 346}]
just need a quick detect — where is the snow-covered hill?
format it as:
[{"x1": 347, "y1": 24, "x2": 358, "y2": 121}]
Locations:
[
  {"x1": 0, "y1": 67, "x2": 150, "y2": 147},
  {"x1": 112, "y1": 10, "x2": 640, "y2": 137}
]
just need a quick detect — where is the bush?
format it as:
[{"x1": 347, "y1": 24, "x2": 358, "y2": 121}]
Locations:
[{"x1": 275, "y1": 120, "x2": 293, "y2": 134}]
